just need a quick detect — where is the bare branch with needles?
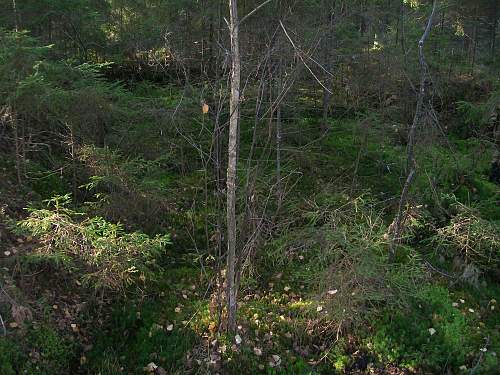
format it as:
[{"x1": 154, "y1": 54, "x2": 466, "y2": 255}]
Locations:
[
  {"x1": 239, "y1": 0, "x2": 274, "y2": 26},
  {"x1": 279, "y1": 20, "x2": 333, "y2": 94}
]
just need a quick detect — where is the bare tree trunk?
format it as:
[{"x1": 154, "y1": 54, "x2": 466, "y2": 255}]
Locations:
[
  {"x1": 400, "y1": 2, "x2": 407, "y2": 66},
  {"x1": 213, "y1": 102, "x2": 225, "y2": 330},
  {"x1": 390, "y1": 0, "x2": 437, "y2": 258},
  {"x1": 226, "y1": 0, "x2": 241, "y2": 333},
  {"x1": 491, "y1": 0, "x2": 498, "y2": 59},
  {"x1": 471, "y1": 7, "x2": 478, "y2": 76},
  {"x1": 276, "y1": 55, "x2": 283, "y2": 212},
  {"x1": 212, "y1": 1, "x2": 225, "y2": 332},
  {"x1": 68, "y1": 123, "x2": 77, "y2": 202},
  {"x1": 13, "y1": 117, "x2": 22, "y2": 186},
  {"x1": 12, "y1": 0, "x2": 20, "y2": 31},
  {"x1": 8, "y1": 0, "x2": 22, "y2": 184},
  {"x1": 321, "y1": 1, "x2": 335, "y2": 133}
]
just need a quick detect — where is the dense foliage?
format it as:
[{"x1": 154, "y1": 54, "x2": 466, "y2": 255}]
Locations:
[{"x1": 0, "y1": 1, "x2": 499, "y2": 374}]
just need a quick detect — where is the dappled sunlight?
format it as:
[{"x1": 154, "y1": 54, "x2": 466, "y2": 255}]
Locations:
[{"x1": 1, "y1": 1, "x2": 499, "y2": 374}]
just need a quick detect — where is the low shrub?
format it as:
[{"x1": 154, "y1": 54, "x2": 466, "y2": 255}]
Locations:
[
  {"x1": 17, "y1": 194, "x2": 170, "y2": 292},
  {"x1": 428, "y1": 199, "x2": 499, "y2": 280},
  {"x1": 258, "y1": 192, "x2": 427, "y2": 329}
]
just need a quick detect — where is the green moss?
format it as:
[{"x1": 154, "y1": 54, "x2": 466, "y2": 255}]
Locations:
[
  {"x1": 369, "y1": 285, "x2": 481, "y2": 371},
  {"x1": 87, "y1": 265, "x2": 200, "y2": 375},
  {"x1": 0, "y1": 338, "x2": 22, "y2": 375}
]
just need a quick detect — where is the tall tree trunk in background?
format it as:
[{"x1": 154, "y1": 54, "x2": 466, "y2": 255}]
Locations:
[
  {"x1": 226, "y1": 0, "x2": 241, "y2": 333},
  {"x1": 11, "y1": 1, "x2": 21, "y2": 185},
  {"x1": 491, "y1": 0, "x2": 498, "y2": 59},
  {"x1": 400, "y1": 2, "x2": 407, "y2": 66},
  {"x1": 390, "y1": 0, "x2": 437, "y2": 258},
  {"x1": 12, "y1": 116, "x2": 22, "y2": 186},
  {"x1": 321, "y1": 1, "x2": 336, "y2": 133},
  {"x1": 12, "y1": 0, "x2": 20, "y2": 31},
  {"x1": 471, "y1": 7, "x2": 478, "y2": 76},
  {"x1": 276, "y1": 56, "x2": 283, "y2": 211}
]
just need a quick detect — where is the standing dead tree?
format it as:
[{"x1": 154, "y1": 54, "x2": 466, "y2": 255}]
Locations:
[{"x1": 390, "y1": 0, "x2": 438, "y2": 258}]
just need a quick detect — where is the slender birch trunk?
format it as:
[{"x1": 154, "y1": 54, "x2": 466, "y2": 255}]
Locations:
[{"x1": 226, "y1": 0, "x2": 241, "y2": 333}]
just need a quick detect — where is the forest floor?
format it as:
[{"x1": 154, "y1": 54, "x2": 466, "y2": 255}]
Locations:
[{"x1": 1, "y1": 78, "x2": 499, "y2": 374}]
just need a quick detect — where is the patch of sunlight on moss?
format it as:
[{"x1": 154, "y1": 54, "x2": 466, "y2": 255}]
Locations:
[{"x1": 289, "y1": 300, "x2": 313, "y2": 310}]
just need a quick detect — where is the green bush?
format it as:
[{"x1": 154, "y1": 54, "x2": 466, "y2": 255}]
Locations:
[
  {"x1": 258, "y1": 192, "x2": 426, "y2": 326},
  {"x1": 17, "y1": 194, "x2": 170, "y2": 292},
  {"x1": 310, "y1": 194, "x2": 426, "y2": 325},
  {"x1": 428, "y1": 200, "x2": 500, "y2": 278}
]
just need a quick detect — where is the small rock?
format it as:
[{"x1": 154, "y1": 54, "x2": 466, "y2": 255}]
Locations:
[
  {"x1": 269, "y1": 354, "x2": 281, "y2": 367},
  {"x1": 145, "y1": 362, "x2": 158, "y2": 372}
]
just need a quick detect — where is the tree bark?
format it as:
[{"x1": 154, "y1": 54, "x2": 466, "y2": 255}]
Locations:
[{"x1": 226, "y1": 0, "x2": 241, "y2": 333}]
